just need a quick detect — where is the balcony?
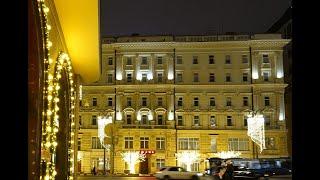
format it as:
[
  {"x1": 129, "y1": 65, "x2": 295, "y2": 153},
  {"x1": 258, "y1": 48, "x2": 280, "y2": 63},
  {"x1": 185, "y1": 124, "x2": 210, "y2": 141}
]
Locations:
[{"x1": 121, "y1": 124, "x2": 171, "y2": 129}]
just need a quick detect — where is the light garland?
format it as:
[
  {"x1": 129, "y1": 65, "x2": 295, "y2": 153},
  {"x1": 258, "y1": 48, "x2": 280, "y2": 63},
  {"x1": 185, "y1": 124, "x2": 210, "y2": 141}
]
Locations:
[
  {"x1": 247, "y1": 114, "x2": 266, "y2": 153},
  {"x1": 176, "y1": 151, "x2": 200, "y2": 171},
  {"x1": 37, "y1": 0, "x2": 76, "y2": 179},
  {"x1": 120, "y1": 151, "x2": 146, "y2": 174},
  {"x1": 97, "y1": 116, "x2": 112, "y2": 149},
  {"x1": 213, "y1": 151, "x2": 242, "y2": 159}
]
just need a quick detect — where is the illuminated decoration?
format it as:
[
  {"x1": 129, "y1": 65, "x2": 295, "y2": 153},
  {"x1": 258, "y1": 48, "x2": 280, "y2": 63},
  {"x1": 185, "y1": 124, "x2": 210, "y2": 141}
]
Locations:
[
  {"x1": 214, "y1": 151, "x2": 242, "y2": 159},
  {"x1": 77, "y1": 151, "x2": 83, "y2": 161},
  {"x1": 167, "y1": 72, "x2": 174, "y2": 80},
  {"x1": 120, "y1": 151, "x2": 146, "y2": 174},
  {"x1": 147, "y1": 72, "x2": 153, "y2": 80},
  {"x1": 176, "y1": 151, "x2": 200, "y2": 171},
  {"x1": 98, "y1": 116, "x2": 112, "y2": 148},
  {"x1": 116, "y1": 73, "x2": 123, "y2": 80},
  {"x1": 247, "y1": 113, "x2": 266, "y2": 153},
  {"x1": 168, "y1": 111, "x2": 174, "y2": 120},
  {"x1": 38, "y1": 1, "x2": 76, "y2": 179},
  {"x1": 116, "y1": 111, "x2": 122, "y2": 120},
  {"x1": 136, "y1": 72, "x2": 142, "y2": 81}
]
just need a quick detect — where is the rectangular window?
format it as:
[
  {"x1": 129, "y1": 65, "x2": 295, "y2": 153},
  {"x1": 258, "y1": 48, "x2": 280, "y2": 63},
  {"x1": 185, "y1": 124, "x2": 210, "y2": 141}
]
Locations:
[
  {"x1": 142, "y1": 97, "x2": 147, "y2": 106},
  {"x1": 226, "y1": 73, "x2": 231, "y2": 82},
  {"x1": 141, "y1": 57, "x2": 148, "y2": 65},
  {"x1": 244, "y1": 117, "x2": 248, "y2": 126},
  {"x1": 227, "y1": 116, "x2": 232, "y2": 126},
  {"x1": 210, "y1": 116, "x2": 216, "y2": 127},
  {"x1": 177, "y1": 116, "x2": 183, "y2": 126},
  {"x1": 178, "y1": 97, "x2": 183, "y2": 107},
  {"x1": 125, "y1": 137, "x2": 133, "y2": 149},
  {"x1": 193, "y1": 97, "x2": 199, "y2": 107},
  {"x1": 107, "y1": 74, "x2": 113, "y2": 83},
  {"x1": 127, "y1": 73, "x2": 132, "y2": 82},
  {"x1": 177, "y1": 73, "x2": 183, "y2": 82},
  {"x1": 177, "y1": 56, "x2": 183, "y2": 64},
  {"x1": 243, "y1": 73, "x2": 248, "y2": 82},
  {"x1": 210, "y1": 137, "x2": 217, "y2": 152},
  {"x1": 225, "y1": 55, "x2": 231, "y2": 64},
  {"x1": 228, "y1": 138, "x2": 249, "y2": 151},
  {"x1": 194, "y1": 116, "x2": 200, "y2": 125},
  {"x1": 209, "y1": 55, "x2": 215, "y2": 64},
  {"x1": 157, "y1": 115, "x2": 163, "y2": 125},
  {"x1": 156, "y1": 159, "x2": 165, "y2": 170},
  {"x1": 263, "y1": 72, "x2": 269, "y2": 81},
  {"x1": 156, "y1": 137, "x2": 165, "y2": 150},
  {"x1": 92, "y1": 98, "x2": 97, "y2": 106},
  {"x1": 140, "y1": 137, "x2": 149, "y2": 149},
  {"x1": 178, "y1": 138, "x2": 199, "y2": 150},
  {"x1": 243, "y1": 97, "x2": 248, "y2": 106},
  {"x1": 264, "y1": 96, "x2": 270, "y2": 106},
  {"x1": 157, "y1": 73, "x2": 163, "y2": 83},
  {"x1": 127, "y1": 97, "x2": 132, "y2": 107},
  {"x1": 141, "y1": 115, "x2": 148, "y2": 125},
  {"x1": 226, "y1": 97, "x2": 232, "y2": 106},
  {"x1": 157, "y1": 56, "x2": 163, "y2": 64},
  {"x1": 193, "y1": 56, "x2": 198, "y2": 64},
  {"x1": 92, "y1": 115, "x2": 97, "y2": 125},
  {"x1": 92, "y1": 137, "x2": 103, "y2": 149},
  {"x1": 210, "y1": 97, "x2": 215, "y2": 106},
  {"x1": 265, "y1": 137, "x2": 276, "y2": 149},
  {"x1": 157, "y1": 97, "x2": 163, "y2": 106},
  {"x1": 126, "y1": 114, "x2": 132, "y2": 125},
  {"x1": 209, "y1": 73, "x2": 215, "y2": 82},
  {"x1": 108, "y1": 57, "x2": 113, "y2": 65},
  {"x1": 262, "y1": 54, "x2": 269, "y2": 63},
  {"x1": 242, "y1": 55, "x2": 248, "y2": 63},
  {"x1": 193, "y1": 73, "x2": 199, "y2": 82},
  {"x1": 108, "y1": 97, "x2": 112, "y2": 106},
  {"x1": 142, "y1": 73, "x2": 147, "y2": 82},
  {"x1": 78, "y1": 138, "x2": 81, "y2": 150},
  {"x1": 126, "y1": 57, "x2": 132, "y2": 65}
]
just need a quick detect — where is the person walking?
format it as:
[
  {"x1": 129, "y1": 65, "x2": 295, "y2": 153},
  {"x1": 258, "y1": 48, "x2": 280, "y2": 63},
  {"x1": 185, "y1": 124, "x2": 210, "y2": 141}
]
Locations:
[
  {"x1": 212, "y1": 166, "x2": 227, "y2": 180},
  {"x1": 223, "y1": 159, "x2": 234, "y2": 180}
]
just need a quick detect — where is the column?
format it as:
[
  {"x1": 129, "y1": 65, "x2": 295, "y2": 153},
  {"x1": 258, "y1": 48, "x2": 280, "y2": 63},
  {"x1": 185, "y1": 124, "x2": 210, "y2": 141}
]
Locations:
[
  {"x1": 276, "y1": 51, "x2": 284, "y2": 78},
  {"x1": 252, "y1": 52, "x2": 259, "y2": 80},
  {"x1": 167, "y1": 55, "x2": 174, "y2": 80},
  {"x1": 136, "y1": 55, "x2": 141, "y2": 80},
  {"x1": 279, "y1": 92, "x2": 285, "y2": 121},
  {"x1": 116, "y1": 55, "x2": 123, "y2": 81}
]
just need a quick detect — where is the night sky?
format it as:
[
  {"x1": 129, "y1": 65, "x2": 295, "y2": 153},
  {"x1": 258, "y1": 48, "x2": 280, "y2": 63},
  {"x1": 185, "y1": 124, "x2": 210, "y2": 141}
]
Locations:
[{"x1": 100, "y1": 0, "x2": 291, "y2": 36}]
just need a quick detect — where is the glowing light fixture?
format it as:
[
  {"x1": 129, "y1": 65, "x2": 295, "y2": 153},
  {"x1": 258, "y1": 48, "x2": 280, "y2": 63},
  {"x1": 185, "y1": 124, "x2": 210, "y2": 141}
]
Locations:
[
  {"x1": 120, "y1": 151, "x2": 146, "y2": 174},
  {"x1": 116, "y1": 111, "x2": 122, "y2": 120},
  {"x1": 176, "y1": 151, "x2": 200, "y2": 171},
  {"x1": 247, "y1": 113, "x2": 266, "y2": 153},
  {"x1": 98, "y1": 116, "x2": 112, "y2": 148},
  {"x1": 214, "y1": 151, "x2": 242, "y2": 159},
  {"x1": 168, "y1": 111, "x2": 174, "y2": 120}
]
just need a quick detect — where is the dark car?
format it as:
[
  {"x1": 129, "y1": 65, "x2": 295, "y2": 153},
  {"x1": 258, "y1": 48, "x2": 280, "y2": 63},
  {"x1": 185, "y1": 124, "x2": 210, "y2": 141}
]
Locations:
[{"x1": 233, "y1": 166, "x2": 263, "y2": 180}]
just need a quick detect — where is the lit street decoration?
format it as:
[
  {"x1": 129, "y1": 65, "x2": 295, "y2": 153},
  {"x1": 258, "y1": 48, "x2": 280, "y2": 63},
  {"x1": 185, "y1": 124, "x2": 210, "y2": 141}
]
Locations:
[
  {"x1": 247, "y1": 113, "x2": 266, "y2": 153},
  {"x1": 121, "y1": 151, "x2": 146, "y2": 174},
  {"x1": 214, "y1": 151, "x2": 241, "y2": 159},
  {"x1": 176, "y1": 151, "x2": 200, "y2": 171},
  {"x1": 98, "y1": 116, "x2": 112, "y2": 148}
]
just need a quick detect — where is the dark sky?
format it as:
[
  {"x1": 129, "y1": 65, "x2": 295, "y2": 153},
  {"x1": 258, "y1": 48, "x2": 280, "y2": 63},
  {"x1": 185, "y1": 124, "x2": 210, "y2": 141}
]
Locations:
[{"x1": 100, "y1": 0, "x2": 291, "y2": 36}]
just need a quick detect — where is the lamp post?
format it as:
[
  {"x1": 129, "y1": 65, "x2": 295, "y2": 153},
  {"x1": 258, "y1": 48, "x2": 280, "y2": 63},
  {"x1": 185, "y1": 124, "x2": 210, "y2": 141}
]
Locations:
[{"x1": 97, "y1": 114, "x2": 112, "y2": 175}]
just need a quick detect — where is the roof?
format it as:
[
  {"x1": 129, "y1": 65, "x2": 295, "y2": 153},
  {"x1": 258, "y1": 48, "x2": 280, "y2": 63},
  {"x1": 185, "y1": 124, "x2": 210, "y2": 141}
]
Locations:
[{"x1": 267, "y1": 7, "x2": 292, "y2": 33}]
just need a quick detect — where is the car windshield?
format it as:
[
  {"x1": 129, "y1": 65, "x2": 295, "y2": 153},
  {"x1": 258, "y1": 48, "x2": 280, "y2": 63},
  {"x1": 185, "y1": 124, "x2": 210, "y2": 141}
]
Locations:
[{"x1": 159, "y1": 167, "x2": 167, "y2": 171}]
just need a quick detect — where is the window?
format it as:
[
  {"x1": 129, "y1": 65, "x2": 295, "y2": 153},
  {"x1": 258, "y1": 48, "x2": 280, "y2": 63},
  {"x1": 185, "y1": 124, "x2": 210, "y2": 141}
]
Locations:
[
  {"x1": 210, "y1": 97, "x2": 215, "y2": 106},
  {"x1": 263, "y1": 72, "x2": 269, "y2": 81},
  {"x1": 127, "y1": 97, "x2": 132, "y2": 107},
  {"x1": 142, "y1": 97, "x2": 147, "y2": 106},
  {"x1": 156, "y1": 137, "x2": 165, "y2": 150},
  {"x1": 242, "y1": 55, "x2": 248, "y2": 63},
  {"x1": 92, "y1": 137, "x2": 103, "y2": 149},
  {"x1": 157, "y1": 56, "x2": 163, "y2": 64},
  {"x1": 181, "y1": 162, "x2": 199, "y2": 172},
  {"x1": 194, "y1": 116, "x2": 200, "y2": 125},
  {"x1": 265, "y1": 115, "x2": 271, "y2": 127},
  {"x1": 209, "y1": 55, "x2": 215, "y2": 64},
  {"x1": 142, "y1": 73, "x2": 147, "y2": 82},
  {"x1": 126, "y1": 114, "x2": 132, "y2": 125},
  {"x1": 107, "y1": 74, "x2": 113, "y2": 83},
  {"x1": 227, "y1": 116, "x2": 232, "y2": 126},
  {"x1": 177, "y1": 116, "x2": 183, "y2": 126},
  {"x1": 92, "y1": 115, "x2": 97, "y2": 125},
  {"x1": 225, "y1": 55, "x2": 231, "y2": 64},
  {"x1": 107, "y1": 97, "x2": 112, "y2": 106},
  {"x1": 210, "y1": 116, "x2": 216, "y2": 127},
  {"x1": 108, "y1": 57, "x2": 113, "y2": 65},
  {"x1": 141, "y1": 115, "x2": 148, "y2": 125},
  {"x1": 228, "y1": 138, "x2": 249, "y2": 151},
  {"x1": 126, "y1": 57, "x2": 132, "y2": 65},
  {"x1": 244, "y1": 117, "x2": 248, "y2": 126},
  {"x1": 141, "y1": 57, "x2": 148, "y2": 65},
  {"x1": 210, "y1": 137, "x2": 217, "y2": 152},
  {"x1": 177, "y1": 56, "x2": 183, "y2": 64},
  {"x1": 265, "y1": 137, "x2": 276, "y2": 149},
  {"x1": 193, "y1": 56, "x2": 198, "y2": 64},
  {"x1": 264, "y1": 96, "x2": 270, "y2": 106},
  {"x1": 177, "y1": 73, "x2": 183, "y2": 82},
  {"x1": 157, "y1": 97, "x2": 163, "y2": 106},
  {"x1": 125, "y1": 137, "x2": 133, "y2": 149},
  {"x1": 193, "y1": 97, "x2": 199, "y2": 107},
  {"x1": 140, "y1": 137, "x2": 149, "y2": 149},
  {"x1": 193, "y1": 73, "x2": 199, "y2": 82},
  {"x1": 243, "y1": 73, "x2": 248, "y2": 82},
  {"x1": 226, "y1": 73, "x2": 231, "y2": 82},
  {"x1": 178, "y1": 138, "x2": 199, "y2": 150},
  {"x1": 178, "y1": 97, "x2": 183, "y2": 107},
  {"x1": 157, "y1": 73, "x2": 163, "y2": 83},
  {"x1": 262, "y1": 54, "x2": 269, "y2": 63},
  {"x1": 157, "y1": 115, "x2": 164, "y2": 125},
  {"x1": 127, "y1": 73, "x2": 132, "y2": 82},
  {"x1": 156, "y1": 159, "x2": 165, "y2": 170},
  {"x1": 243, "y1": 97, "x2": 249, "y2": 106},
  {"x1": 209, "y1": 73, "x2": 215, "y2": 82},
  {"x1": 226, "y1": 97, "x2": 232, "y2": 106},
  {"x1": 92, "y1": 98, "x2": 97, "y2": 106},
  {"x1": 78, "y1": 138, "x2": 81, "y2": 150},
  {"x1": 79, "y1": 115, "x2": 82, "y2": 127}
]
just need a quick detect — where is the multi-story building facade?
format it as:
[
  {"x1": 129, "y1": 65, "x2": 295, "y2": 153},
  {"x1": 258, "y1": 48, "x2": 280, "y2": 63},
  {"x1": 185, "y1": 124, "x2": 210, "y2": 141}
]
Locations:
[{"x1": 78, "y1": 34, "x2": 290, "y2": 174}]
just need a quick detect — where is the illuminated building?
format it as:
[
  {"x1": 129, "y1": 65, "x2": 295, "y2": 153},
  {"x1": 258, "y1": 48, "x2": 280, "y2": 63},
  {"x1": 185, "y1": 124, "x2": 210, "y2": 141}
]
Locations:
[{"x1": 78, "y1": 34, "x2": 290, "y2": 174}]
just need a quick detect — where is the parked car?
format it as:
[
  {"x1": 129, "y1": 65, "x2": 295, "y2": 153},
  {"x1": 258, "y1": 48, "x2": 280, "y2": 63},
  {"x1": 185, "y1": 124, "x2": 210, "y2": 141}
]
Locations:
[{"x1": 155, "y1": 166, "x2": 203, "y2": 180}]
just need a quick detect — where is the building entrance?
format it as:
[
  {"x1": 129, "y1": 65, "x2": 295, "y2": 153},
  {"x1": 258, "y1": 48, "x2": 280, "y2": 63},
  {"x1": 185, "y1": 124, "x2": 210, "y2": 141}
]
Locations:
[{"x1": 139, "y1": 155, "x2": 149, "y2": 174}]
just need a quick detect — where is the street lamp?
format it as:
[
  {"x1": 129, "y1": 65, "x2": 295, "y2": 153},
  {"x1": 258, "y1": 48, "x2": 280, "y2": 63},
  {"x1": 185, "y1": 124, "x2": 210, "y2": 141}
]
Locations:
[{"x1": 97, "y1": 114, "x2": 112, "y2": 175}]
